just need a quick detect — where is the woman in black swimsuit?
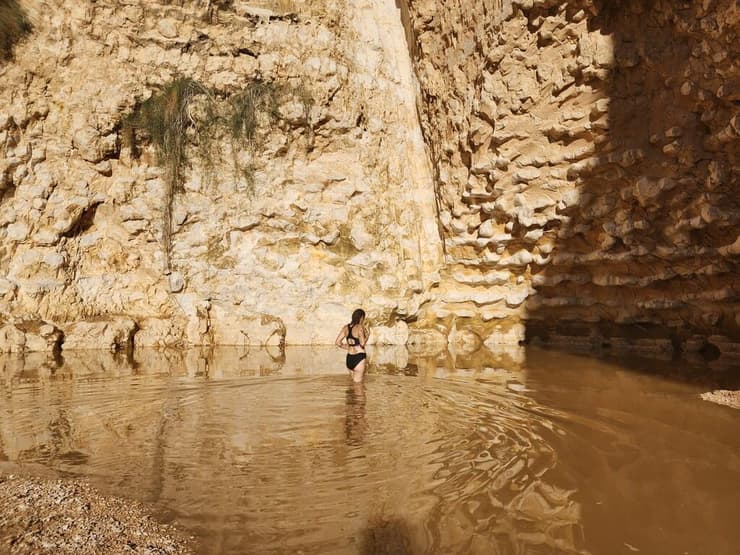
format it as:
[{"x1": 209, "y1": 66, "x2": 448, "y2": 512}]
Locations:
[{"x1": 335, "y1": 308, "x2": 369, "y2": 382}]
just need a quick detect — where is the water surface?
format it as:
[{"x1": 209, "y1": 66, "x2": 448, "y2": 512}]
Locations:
[{"x1": 1, "y1": 346, "x2": 738, "y2": 554}]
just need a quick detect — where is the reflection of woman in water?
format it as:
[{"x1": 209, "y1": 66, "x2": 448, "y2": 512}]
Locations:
[
  {"x1": 344, "y1": 381, "x2": 367, "y2": 446},
  {"x1": 335, "y1": 308, "x2": 369, "y2": 383}
]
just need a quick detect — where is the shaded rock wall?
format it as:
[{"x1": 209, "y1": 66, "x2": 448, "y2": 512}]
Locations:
[
  {"x1": 403, "y1": 0, "x2": 739, "y2": 356},
  {"x1": 530, "y1": 0, "x2": 740, "y2": 356}
]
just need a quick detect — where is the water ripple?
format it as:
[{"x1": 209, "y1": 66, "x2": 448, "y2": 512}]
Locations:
[{"x1": 1, "y1": 346, "x2": 739, "y2": 555}]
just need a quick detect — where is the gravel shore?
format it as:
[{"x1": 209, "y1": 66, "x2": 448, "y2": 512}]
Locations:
[
  {"x1": 700, "y1": 389, "x2": 740, "y2": 410},
  {"x1": 0, "y1": 474, "x2": 194, "y2": 554}
]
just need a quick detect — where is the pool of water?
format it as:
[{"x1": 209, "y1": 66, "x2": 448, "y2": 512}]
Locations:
[{"x1": 1, "y1": 346, "x2": 739, "y2": 554}]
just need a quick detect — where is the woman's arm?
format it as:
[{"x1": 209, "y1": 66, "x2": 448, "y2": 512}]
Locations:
[
  {"x1": 359, "y1": 325, "x2": 368, "y2": 348},
  {"x1": 335, "y1": 326, "x2": 348, "y2": 350}
]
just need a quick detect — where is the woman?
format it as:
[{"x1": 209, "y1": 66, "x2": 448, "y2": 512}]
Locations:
[{"x1": 335, "y1": 308, "x2": 369, "y2": 382}]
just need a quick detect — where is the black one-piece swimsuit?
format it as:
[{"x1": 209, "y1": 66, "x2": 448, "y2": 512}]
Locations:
[{"x1": 346, "y1": 326, "x2": 367, "y2": 370}]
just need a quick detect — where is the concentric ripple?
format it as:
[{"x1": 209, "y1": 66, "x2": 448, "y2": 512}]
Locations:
[{"x1": 1, "y1": 346, "x2": 739, "y2": 554}]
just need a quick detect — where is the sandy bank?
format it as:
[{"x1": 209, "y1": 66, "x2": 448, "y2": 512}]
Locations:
[{"x1": 0, "y1": 474, "x2": 193, "y2": 554}]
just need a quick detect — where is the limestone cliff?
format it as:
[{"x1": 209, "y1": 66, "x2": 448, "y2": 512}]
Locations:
[
  {"x1": 0, "y1": 0, "x2": 443, "y2": 350},
  {"x1": 403, "y1": 0, "x2": 739, "y2": 357},
  {"x1": 1, "y1": 0, "x2": 738, "y2": 357}
]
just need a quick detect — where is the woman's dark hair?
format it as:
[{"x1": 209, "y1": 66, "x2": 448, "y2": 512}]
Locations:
[{"x1": 350, "y1": 308, "x2": 365, "y2": 327}]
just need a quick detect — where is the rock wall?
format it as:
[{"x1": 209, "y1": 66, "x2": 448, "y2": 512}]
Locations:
[
  {"x1": 0, "y1": 0, "x2": 443, "y2": 350},
  {"x1": 1, "y1": 0, "x2": 738, "y2": 355},
  {"x1": 403, "y1": 0, "x2": 739, "y2": 356}
]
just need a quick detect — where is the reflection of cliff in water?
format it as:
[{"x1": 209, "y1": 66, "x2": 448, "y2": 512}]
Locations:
[
  {"x1": 419, "y1": 389, "x2": 583, "y2": 553},
  {"x1": 524, "y1": 348, "x2": 740, "y2": 555},
  {"x1": 1, "y1": 346, "x2": 738, "y2": 554},
  {"x1": 360, "y1": 348, "x2": 584, "y2": 553},
  {"x1": 0, "y1": 345, "x2": 586, "y2": 554}
]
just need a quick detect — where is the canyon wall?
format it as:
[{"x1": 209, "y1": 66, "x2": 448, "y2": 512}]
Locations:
[
  {"x1": 0, "y1": 0, "x2": 443, "y2": 350},
  {"x1": 1, "y1": 0, "x2": 738, "y2": 357},
  {"x1": 403, "y1": 0, "x2": 739, "y2": 358}
]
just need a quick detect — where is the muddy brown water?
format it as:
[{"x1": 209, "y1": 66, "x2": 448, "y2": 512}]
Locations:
[{"x1": 1, "y1": 346, "x2": 739, "y2": 554}]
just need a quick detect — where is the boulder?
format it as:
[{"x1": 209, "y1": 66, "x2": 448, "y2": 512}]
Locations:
[
  {"x1": 62, "y1": 318, "x2": 137, "y2": 352},
  {"x1": 0, "y1": 325, "x2": 25, "y2": 353}
]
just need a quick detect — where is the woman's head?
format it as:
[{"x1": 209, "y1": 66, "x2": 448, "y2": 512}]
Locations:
[{"x1": 350, "y1": 308, "x2": 366, "y2": 326}]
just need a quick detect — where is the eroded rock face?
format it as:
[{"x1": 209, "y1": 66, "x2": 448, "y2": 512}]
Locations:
[
  {"x1": 0, "y1": 0, "x2": 443, "y2": 349},
  {"x1": 403, "y1": 0, "x2": 739, "y2": 355},
  {"x1": 1, "y1": 0, "x2": 737, "y2": 355}
]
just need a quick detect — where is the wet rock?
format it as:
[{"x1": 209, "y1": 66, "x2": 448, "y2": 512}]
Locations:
[
  {"x1": 369, "y1": 321, "x2": 409, "y2": 346},
  {"x1": 0, "y1": 325, "x2": 26, "y2": 354},
  {"x1": 407, "y1": 328, "x2": 448, "y2": 351},
  {"x1": 18, "y1": 322, "x2": 63, "y2": 352},
  {"x1": 62, "y1": 318, "x2": 137, "y2": 352},
  {"x1": 700, "y1": 390, "x2": 740, "y2": 410},
  {"x1": 133, "y1": 318, "x2": 184, "y2": 348},
  {"x1": 206, "y1": 305, "x2": 286, "y2": 348}
]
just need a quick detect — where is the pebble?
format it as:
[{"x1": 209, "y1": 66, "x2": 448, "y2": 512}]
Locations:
[{"x1": 0, "y1": 474, "x2": 194, "y2": 554}]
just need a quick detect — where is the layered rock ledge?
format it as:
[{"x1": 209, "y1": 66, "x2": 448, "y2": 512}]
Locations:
[{"x1": 403, "y1": 0, "x2": 739, "y2": 355}]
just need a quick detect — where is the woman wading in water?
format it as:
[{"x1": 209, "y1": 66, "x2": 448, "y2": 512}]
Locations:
[{"x1": 335, "y1": 309, "x2": 369, "y2": 382}]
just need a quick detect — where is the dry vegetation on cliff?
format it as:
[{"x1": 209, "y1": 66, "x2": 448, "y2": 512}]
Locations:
[
  {"x1": 227, "y1": 80, "x2": 283, "y2": 185},
  {"x1": 122, "y1": 77, "x2": 312, "y2": 271},
  {"x1": 228, "y1": 81, "x2": 281, "y2": 144},
  {"x1": 123, "y1": 77, "x2": 214, "y2": 271}
]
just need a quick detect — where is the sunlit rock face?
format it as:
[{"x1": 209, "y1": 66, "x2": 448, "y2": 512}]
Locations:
[
  {"x1": 1, "y1": 0, "x2": 738, "y2": 355},
  {"x1": 403, "y1": 0, "x2": 739, "y2": 355},
  {"x1": 0, "y1": 0, "x2": 443, "y2": 349}
]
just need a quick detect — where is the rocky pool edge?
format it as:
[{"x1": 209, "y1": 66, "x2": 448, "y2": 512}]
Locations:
[{"x1": 0, "y1": 473, "x2": 194, "y2": 554}]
